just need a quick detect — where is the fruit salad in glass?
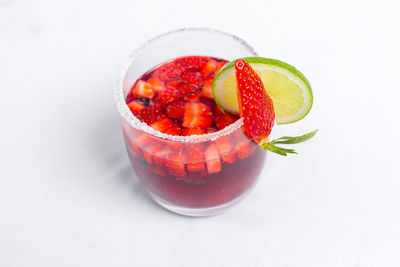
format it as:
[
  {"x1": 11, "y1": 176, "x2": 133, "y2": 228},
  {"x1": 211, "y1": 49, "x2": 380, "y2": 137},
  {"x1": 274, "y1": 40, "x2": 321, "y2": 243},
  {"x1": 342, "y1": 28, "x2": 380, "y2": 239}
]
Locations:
[{"x1": 116, "y1": 28, "x2": 316, "y2": 216}]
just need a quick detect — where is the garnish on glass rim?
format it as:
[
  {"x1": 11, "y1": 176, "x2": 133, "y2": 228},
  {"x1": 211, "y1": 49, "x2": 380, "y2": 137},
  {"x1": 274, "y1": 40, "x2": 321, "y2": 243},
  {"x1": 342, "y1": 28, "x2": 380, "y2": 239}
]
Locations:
[{"x1": 215, "y1": 58, "x2": 317, "y2": 156}]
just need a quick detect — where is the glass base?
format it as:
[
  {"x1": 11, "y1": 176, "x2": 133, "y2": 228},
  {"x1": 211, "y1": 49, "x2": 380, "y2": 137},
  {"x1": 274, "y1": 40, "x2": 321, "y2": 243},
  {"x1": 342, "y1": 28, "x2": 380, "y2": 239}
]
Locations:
[{"x1": 148, "y1": 190, "x2": 251, "y2": 217}]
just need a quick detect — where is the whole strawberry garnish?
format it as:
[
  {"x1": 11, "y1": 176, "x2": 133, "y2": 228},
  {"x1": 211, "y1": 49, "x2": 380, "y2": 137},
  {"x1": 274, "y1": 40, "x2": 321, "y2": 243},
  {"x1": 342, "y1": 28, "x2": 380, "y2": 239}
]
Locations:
[{"x1": 234, "y1": 59, "x2": 317, "y2": 155}]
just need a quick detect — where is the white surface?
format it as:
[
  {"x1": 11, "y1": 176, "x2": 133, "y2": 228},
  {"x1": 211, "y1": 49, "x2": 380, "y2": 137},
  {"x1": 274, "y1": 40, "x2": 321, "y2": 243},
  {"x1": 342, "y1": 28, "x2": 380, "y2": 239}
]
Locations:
[{"x1": 1, "y1": 0, "x2": 400, "y2": 266}]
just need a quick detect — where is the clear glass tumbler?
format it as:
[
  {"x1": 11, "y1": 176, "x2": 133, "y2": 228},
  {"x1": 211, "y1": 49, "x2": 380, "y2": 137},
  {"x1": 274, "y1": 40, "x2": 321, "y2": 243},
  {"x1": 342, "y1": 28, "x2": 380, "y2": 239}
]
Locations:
[{"x1": 116, "y1": 28, "x2": 266, "y2": 216}]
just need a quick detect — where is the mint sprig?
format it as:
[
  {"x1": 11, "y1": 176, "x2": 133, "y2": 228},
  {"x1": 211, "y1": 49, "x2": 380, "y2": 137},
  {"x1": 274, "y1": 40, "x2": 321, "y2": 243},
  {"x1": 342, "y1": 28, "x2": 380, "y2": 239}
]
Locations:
[{"x1": 260, "y1": 130, "x2": 318, "y2": 156}]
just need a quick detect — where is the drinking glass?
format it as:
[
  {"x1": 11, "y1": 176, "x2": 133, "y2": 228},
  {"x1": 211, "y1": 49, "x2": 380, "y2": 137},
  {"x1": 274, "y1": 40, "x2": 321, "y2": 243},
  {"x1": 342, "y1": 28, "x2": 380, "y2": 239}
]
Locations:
[{"x1": 116, "y1": 28, "x2": 266, "y2": 216}]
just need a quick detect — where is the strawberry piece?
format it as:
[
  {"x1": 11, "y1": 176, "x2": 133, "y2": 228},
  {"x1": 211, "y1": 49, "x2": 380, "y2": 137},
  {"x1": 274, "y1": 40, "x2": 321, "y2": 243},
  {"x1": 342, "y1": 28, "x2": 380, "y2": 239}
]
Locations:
[
  {"x1": 168, "y1": 142, "x2": 184, "y2": 152},
  {"x1": 134, "y1": 133, "x2": 156, "y2": 148},
  {"x1": 166, "y1": 101, "x2": 185, "y2": 119},
  {"x1": 215, "y1": 61, "x2": 227, "y2": 74},
  {"x1": 180, "y1": 72, "x2": 203, "y2": 87},
  {"x1": 136, "y1": 105, "x2": 163, "y2": 125},
  {"x1": 183, "y1": 116, "x2": 213, "y2": 129},
  {"x1": 185, "y1": 90, "x2": 200, "y2": 102},
  {"x1": 164, "y1": 125, "x2": 182, "y2": 136},
  {"x1": 132, "y1": 80, "x2": 155, "y2": 99},
  {"x1": 233, "y1": 132, "x2": 256, "y2": 159},
  {"x1": 153, "y1": 146, "x2": 172, "y2": 165},
  {"x1": 215, "y1": 112, "x2": 237, "y2": 130},
  {"x1": 200, "y1": 59, "x2": 218, "y2": 77},
  {"x1": 147, "y1": 76, "x2": 166, "y2": 94},
  {"x1": 186, "y1": 143, "x2": 205, "y2": 173},
  {"x1": 150, "y1": 118, "x2": 175, "y2": 133},
  {"x1": 206, "y1": 129, "x2": 217, "y2": 134},
  {"x1": 200, "y1": 77, "x2": 214, "y2": 99},
  {"x1": 165, "y1": 152, "x2": 186, "y2": 177},
  {"x1": 216, "y1": 135, "x2": 236, "y2": 164},
  {"x1": 155, "y1": 88, "x2": 181, "y2": 104},
  {"x1": 182, "y1": 102, "x2": 213, "y2": 128},
  {"x1": 154, "y1": 62, "x2": 181, "y2": 82},
  {"x1": 234, "y1": 59, "x2": 275, "y2": 144},
  {"x1": 214, "y1": 105, "x2": 225, "y2": 116},
  {"x1": 166, "y1": 80, "x2": 181, "y2": 90},
  {"x1": 179, "y1": 83, "x2": 196, "y2": 97},
  {"x1": 181, "y1": 127, "x2": 206, "y2": 136},
  {"x1": 184, "y1": 102, "x2": 212, "y2": 116},
  {"x1": 175, "y1": 56, "x2": 207, "y2": 72},
  {"x1": 127, "y1": 100, "x2": 146, "y2": 114},
  {"x1": 204, "y1": 143, "x2": 222, "y2": 174},
  {"x1": 143, "y1": 143, "x2": 165, "y2": 164}
]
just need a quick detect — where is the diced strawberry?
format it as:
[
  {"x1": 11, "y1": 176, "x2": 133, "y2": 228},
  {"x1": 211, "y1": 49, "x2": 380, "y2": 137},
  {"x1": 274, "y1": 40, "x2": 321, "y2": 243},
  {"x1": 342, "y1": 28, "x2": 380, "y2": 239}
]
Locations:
[
  {"x1": 200, "y1": 77, "x2": 214, "y2": 99},
  {"x1": 179, "y1": 83, "x2": 196, "y2": 97},
  {"x1": 174, "y1": 56, "x2": 207, "y2": 72},
  {"x1": 166, "y1": 81, "x2": 181, "y2": 90},
  {"x1": 184, "y1": 90, "x2": 200, "y2": 102},
  {"x1": 153, "y1": 146, "x2": 172, "y2": 165},
  {"x1": 150, "y1": 118, "x2": 174, "y2": 133},
  {"x1": 206, "y1": 129, "x2": 217, "y2": 134},
  {"x1": 214, "y1": 105, "x2": 225, "y2": 116},
  {"x1": 147, "y1": 76, "x2": 166, "y2": 94},
  {"x1": 164, "y1": 125, "x2": 182, "y2": 136},
  {"x1": 154, "y1": 62, "x2": 181, "y2": 82},
  {"x1": 155, "y1": 88, "x2": 181, "y2": 104},
  {"x1": 182, "y1": 102, "x2": 213, "y2": 128},
  {"x1": 233, "y1": 132, "x2": 256, "y2": 159},
  {"x1": 215, "y1": 113, "x2": 237, "y2": 130},
  {"x1": 165, "y1": 152, "x2": 186, "y2": 177},
  {"x1": 215, "y1": 61, "x2": 227, "y2": 74},
  {"x1": 204, "y1": 143, "x2": 222, "y2": 174},
  {"x1": 183, "y1": 116, "x2": 213, "y2": 129},
  {"x1": 181, "y1": 127, "x2": 206, "y2": 136},
  {"x1": 134, "y1": 133, "x2": 156, "y2": 148},
  {"x1": 186, "y1": 143, "x2": 205, "y2": 173},
  {"x1": 168, "y1": 142, "x2": 184, "y2": 152},
  {"x1": 127, "y1": 100, "x2": 146, "y2": 114},
  {"x1": 132, "y1": 80, "x2": 155, "y2": 99},
  {"x1": 200, "y1": 59, "x2": 218, "y2": 77},
  {"x1": 136, "y1": 105, "x2": 163, "y2": 125},
  {"x1": 184, "y1": 102, "x2": 212, "y2": 116},
  {"x1": 216, "y1": 135, "x2": 237, "y2": 164},
  {"x1": 166, "y1": 101, "x2": 185, "y2": 119},
  {"x1": 180, "y1": 72, "x2": 203, "y2": 87},
  {"x1": 143, "y1": 143, "x2": 165, "y2": 164}
]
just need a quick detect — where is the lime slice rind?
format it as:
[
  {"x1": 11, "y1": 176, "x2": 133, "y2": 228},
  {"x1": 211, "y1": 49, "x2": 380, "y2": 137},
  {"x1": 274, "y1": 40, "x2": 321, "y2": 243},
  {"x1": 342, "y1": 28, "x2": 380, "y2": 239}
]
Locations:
[{"x1": 212, "y1": 57, "x2": 313, "y2": 125}]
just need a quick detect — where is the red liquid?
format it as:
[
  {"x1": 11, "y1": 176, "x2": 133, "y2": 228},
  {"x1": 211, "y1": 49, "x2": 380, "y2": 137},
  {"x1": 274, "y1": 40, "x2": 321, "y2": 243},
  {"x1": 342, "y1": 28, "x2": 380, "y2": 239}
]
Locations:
[{"x1": 123, "y1": 56, "x2": 266, "y2": 208}]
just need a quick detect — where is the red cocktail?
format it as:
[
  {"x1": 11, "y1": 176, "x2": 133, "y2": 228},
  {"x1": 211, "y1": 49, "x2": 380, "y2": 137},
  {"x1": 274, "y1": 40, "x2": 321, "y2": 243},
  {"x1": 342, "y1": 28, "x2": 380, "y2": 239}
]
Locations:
[{"x1": 117, "y1": 29, "x2": 265, "y2": 216}]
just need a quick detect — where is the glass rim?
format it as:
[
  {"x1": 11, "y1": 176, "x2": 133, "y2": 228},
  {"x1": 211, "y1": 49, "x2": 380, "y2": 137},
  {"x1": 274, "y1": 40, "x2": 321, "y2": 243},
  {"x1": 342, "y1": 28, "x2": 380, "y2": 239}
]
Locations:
[{"x1": 115, "y1": 27, "x2": 258, "y2": 143}]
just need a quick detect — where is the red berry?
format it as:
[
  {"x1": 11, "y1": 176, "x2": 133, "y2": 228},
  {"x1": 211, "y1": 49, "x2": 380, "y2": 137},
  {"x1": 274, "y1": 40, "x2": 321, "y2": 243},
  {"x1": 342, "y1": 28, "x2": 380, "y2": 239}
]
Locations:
[
  {"x1": 132, "y1": 80, "x2": 155, "y2": 99},
  {"x1": 154, "y1": 62, "x2": 181, "y2": 82},
  {"x1": 127, "y1": 100, "x2": 146, "y2": 114},
  {"x1": 200, "y1": 77, "x2": 214, "y2": 99},
  {"x1": 164, "y1": 125, "x2": 182, "y2": 136},
  {"x1": 174, "y1": 56, "x2": 207, "y2": 72},
  {"x1": 215, "y1": 112, "x2": 237, "y2": 130},
  {"x1": 181, "y1": 127, "x2": 206, "y2": 136},
  {"x1": 166, "y1": 101, "x2": 185, "y2": 119},
  {"x1": 204, "y1": 144, "x2": 221, "y2": 174},
  {"x1": 234, "y1": 59, "x2": 275, "y2": 144},
  {"x1": 164, "y1": 152, "x2": 186, "y2": 177},
  {"x1": 186, "y1": 143, "x2": 205, "y2": 173},
  {"x1": 150, "y1": 118, "x2": 175, "y2": 133},
  {"x1": 147, "y1": 76, "x2": 166, "y2": 94},
  {"x1": 136, "y1": 105, "x2": 163, "y2": 125},
  {"x1": 200, "y1": 59, "x2": 218, "y2": 77},
  {"x1": 180, "y1": 72, "x2": 203, "y2": 87}
]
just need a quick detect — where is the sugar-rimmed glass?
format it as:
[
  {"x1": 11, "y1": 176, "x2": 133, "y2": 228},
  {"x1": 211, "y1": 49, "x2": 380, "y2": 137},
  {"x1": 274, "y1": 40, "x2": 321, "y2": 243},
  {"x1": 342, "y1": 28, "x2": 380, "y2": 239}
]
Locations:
[{"x1": 116, "y1": 28, "x2": 266, "y2": 216}]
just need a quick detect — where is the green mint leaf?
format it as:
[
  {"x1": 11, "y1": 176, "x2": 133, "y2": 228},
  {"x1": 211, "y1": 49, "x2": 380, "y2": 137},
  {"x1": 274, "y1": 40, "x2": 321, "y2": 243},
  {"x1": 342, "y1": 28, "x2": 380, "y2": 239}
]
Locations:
[{"x1": 272, "y1": 129, "x2": 318, "y2": 144}]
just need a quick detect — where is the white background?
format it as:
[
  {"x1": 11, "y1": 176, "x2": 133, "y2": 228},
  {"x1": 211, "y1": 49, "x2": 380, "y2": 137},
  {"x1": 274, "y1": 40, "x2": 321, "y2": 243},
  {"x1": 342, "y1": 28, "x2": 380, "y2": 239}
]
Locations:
[{"x1": 1, "y1": 0, "x2": 400, "y2": 266}]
